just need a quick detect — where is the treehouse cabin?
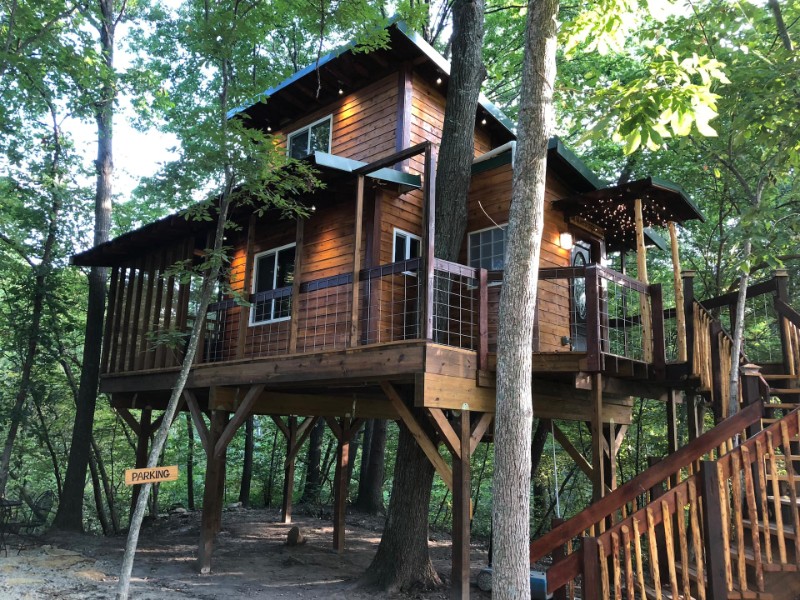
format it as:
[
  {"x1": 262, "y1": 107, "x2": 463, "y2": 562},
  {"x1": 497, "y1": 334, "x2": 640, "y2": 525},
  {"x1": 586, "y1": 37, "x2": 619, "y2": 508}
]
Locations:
[{"x1": 72, "y1": 22, "x2": 800, "y2": 600}]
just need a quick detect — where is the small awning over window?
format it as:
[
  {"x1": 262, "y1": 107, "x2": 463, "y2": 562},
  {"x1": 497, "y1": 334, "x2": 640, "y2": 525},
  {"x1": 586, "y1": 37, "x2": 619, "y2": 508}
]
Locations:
[{"x1": 552, "y1": 177, "x2": 704, "y2": 253}]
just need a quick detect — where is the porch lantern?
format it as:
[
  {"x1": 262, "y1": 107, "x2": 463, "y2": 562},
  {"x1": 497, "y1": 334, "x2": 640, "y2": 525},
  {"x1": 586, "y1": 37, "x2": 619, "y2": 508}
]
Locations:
[{"x1": 559, "y1": 231, "x2": 574, "y2": 250}]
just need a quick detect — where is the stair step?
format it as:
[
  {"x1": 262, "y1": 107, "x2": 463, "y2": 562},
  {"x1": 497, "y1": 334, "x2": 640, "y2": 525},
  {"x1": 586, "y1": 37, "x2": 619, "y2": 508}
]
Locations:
[
  {"x1": 766, "y1": 495, "x2": 800, "y2": 507},
  {"x1": 674, "y1": 562, "x2": 778, "y2": 600},
  {"x1": 729, "y1": 546, "x2": 798, "y2": 572},
  {"x1": 768, "y1": 388, "x2": 800, "y2": 395},
  {"x1": 742, "y1": 518, "x2": 798, "y2": 541},
  {"x1": 763, "y1": 403, "x2": 800, "y2": 410},
  {"x1": 762, "y1": 375, "x2": 799, "y2": 380}
]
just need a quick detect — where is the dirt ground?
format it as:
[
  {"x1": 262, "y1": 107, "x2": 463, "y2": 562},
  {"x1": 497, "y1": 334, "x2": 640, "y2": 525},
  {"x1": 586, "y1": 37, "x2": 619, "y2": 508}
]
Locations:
[{"x1": 0, "y1": 507, "x2": 493, "y2": 599}]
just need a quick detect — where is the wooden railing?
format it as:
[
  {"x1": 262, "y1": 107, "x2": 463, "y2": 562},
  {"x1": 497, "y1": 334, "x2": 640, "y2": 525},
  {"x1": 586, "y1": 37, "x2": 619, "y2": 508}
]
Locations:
[
  {"x1": 775, "y1": 298, "x2": 800, "y2": 377},
  {"x1": 531, "y1": 401, "x2": 764, "y2": 594},
  {"x1": 586, "y1": 407, "x2": 800, "y2": 599},
  {"x1": 692, "y1": 301, "x2": 738, "y2": 419}
]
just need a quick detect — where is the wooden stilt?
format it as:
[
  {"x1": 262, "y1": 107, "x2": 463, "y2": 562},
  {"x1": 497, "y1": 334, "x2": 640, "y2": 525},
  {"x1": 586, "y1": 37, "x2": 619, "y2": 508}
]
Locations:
[
  {"x1": 668, "y1": 222, "x2": 688, "y2": 362},
  {"x1": 591, "y1": 373, "x2": 605, "y2": 501},
  {"x1": 333, "y1": 418, "x2": 351, "y2": 553},
  {"x1": 198, "y1": 410, "x2": 227, "y2": 574},
  {"x1": 281, "y1": 416, "x2": 297, "y2": 524},
  {"x1": 130, "y1": 408, "x2": 152, "y2": 518},
  {"x1": 602, "y1": 419, "x2": 617, "y2": 494},
  {"x1": 667, "y1": 390, "x2": 679, "y2": 485},
  {"x1": 634, "y1": 198, "x2": 652, "y2": 362},
  {"x1": 451, "y1": 410, "x2": 471, "y2": 600}
]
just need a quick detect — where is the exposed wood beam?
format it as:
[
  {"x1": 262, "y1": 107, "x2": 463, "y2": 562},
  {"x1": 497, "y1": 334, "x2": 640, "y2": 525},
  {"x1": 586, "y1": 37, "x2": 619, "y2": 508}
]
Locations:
[
  {"x1": 381, "y1": 381, "x2": 453, "y2": 491},
  {"x1": 287, "y1": 416, "x2": 320, "y2": 464},
  {"x1": 470, "y1": 413, "x2": 494, "y2": 455},
  {"x1": 427, "y1": 408, "x2": 461, "y2": 460},
  {"x1": 115, "y1": 407, "x2": 140, "y2": 436},
  {"x1": 214, "y1": 384, "x2": 265, "y2": 459},
  {"x1": 615, "y1": 425, "x2": 629, "y2": 453},
  {"x1": 270, "y1": 415, "x2": 290, "y2": 439},
  {"x1": 183, "y1": 390, "x2": 211, "y2": 457},
  {"x1": 552, "y1": 423, "x2": 594, "y2": 480}
]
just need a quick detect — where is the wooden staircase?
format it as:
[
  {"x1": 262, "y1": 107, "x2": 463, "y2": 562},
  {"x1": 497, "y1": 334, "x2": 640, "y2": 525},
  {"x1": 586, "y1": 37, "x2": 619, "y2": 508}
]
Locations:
[{"x1": 531, "y1": 397, "x2": 800, "y2": 600}]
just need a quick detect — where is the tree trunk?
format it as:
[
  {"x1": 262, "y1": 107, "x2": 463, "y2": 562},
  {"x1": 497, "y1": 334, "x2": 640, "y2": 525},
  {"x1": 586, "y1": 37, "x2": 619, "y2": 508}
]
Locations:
[
  {"x1": 187, "y1": 414, "x2": 195, "y2": 511},
  {"x1": 354, "y1": 419, "x2": 374, "y2": 506},
  {"x1": 32, "y1": 392, "x2": 63, "y2": 499},
  {"x1": 492, "y1": 0, "x2": 558, "y2": 597},
  {"x1": 0, "y1": 99, "x2": 64, "y2": 497},
  {"x1": 299, "y1": 418, "x2": 324, "y2": 504},
  {"x1": 361, "y1": 421, "x2": 440, "y2": 591},
  {"x1": 54, "y1": 0, "x2": 116, "y2": 531},
  {"x1": 239, "y1": 416, "x2": 254, "y2": 506},
  {"x1": 355, "y1": 418, "x2": 386, "y2": 514},
  {"x1": 363, "y1": 0, "x2": 486, "y2": 590}
]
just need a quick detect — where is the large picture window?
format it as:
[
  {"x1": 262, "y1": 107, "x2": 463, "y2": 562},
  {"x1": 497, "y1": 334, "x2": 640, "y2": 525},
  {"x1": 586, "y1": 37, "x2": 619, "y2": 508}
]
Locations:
[
  {"x1": 251, "y1": 243, "x2": 296, "y2": 325},
  {"x1": 287, "y1": 115, "x2": 332, "y2": 159},
  {"x1": 468, "y1": 225, "x2": 506, "y2": 271}
]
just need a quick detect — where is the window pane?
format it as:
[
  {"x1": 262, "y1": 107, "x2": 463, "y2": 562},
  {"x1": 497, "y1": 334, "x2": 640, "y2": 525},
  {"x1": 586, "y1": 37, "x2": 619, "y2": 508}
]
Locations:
[
  {"x1": 409, "y1": 237, "x2": 421, "y2": 259},
  {"x1": 288, "y1": 130, "x2": 309, "y2": 159},
  {"x1": 275, "y1": 246, "x2": 296, "y2": 288},
  {"x1": 255, "y1": 252, "x2": 276, "y2": 293},
  {"x1": 310, "y1": 119, "x2": 331, "y2": 153},
  {"x1": 394, "y1": 232, "x2": 406, "y2": 262}
]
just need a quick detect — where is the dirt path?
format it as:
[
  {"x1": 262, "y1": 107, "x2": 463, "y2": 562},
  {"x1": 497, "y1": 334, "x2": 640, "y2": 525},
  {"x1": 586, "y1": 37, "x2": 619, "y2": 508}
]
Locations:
[{"x1": 0, "y1": 508, "x2": 491, "y2": 599}]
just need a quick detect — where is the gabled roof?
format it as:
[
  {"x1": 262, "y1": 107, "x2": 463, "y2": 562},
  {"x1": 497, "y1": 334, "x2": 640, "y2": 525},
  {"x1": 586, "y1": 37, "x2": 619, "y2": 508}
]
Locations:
[{"x1": 229, "y1": 22, "x2": 516, "y2": 145}]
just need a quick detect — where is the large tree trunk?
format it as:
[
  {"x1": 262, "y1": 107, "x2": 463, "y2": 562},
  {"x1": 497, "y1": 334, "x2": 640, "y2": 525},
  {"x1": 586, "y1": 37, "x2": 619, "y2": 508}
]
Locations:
[
  {"x1": 363, "y1": 0, "x2": 486, "y2": 590},
  {"x1": 299, "y1": 419, "x2": 325, "y2": 503},
  {"x1": 492, "y1": 0, "x2": 558, "y2": 597},
  {"x1": 53, "y1": 0, "x2": 116, "y2": 531},
  {"x1": 361, "y1": 422, "x2": 440, "y2": 591},
  {"x1": 239, "y1": 416, "x2": 254, "y2": 506}
]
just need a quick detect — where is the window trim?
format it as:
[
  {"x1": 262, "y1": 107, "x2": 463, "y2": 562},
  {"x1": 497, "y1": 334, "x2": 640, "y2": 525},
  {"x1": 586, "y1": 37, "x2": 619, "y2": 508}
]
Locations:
[
  {"x1": 467, "y1": 223, "x2": 507, "y2": 281},
  {"x1": 286, "y1": 114, "x2": 333, "y2": 159},
  {"x1": 250, "y1": 242, "x2": 297, "y2": 326}
]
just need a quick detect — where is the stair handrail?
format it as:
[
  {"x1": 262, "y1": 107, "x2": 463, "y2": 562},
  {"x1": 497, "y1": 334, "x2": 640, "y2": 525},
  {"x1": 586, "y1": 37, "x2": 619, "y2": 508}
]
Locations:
[
  {"x1": 530, "y1": 400, "x2": 763, "y2": 568},
  {"x1": 774, "y1": 297, "x2": 800, "y2": 328}
]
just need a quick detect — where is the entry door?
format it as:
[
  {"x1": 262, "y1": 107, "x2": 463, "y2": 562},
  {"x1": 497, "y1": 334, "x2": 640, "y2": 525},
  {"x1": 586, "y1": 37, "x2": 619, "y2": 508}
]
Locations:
[{"x1": 570, "y1": 241, "x2": 591, "y2": 351}]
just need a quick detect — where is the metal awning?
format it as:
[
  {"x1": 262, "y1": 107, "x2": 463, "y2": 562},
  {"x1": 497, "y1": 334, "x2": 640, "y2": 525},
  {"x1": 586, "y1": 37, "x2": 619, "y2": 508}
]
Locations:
[
  {"x1": 311, "y1": 151, "x2": 420, "y2": 192},
  {"x1": 553, "y1": 177, "x2": 704, "y2": 253}
]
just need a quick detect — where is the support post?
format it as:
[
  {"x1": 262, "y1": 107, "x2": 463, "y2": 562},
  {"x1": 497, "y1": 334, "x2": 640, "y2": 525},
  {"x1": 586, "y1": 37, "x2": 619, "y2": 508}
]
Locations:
[
  {"x1": 198, "y1": 410, "x2": 227, "y2": 574},
  {"x1": 478, "y1": 268, "x2": 488, "y2": 371},
  {"x1": 709, "y1": 322, "x2": 725, "y2": 421},
  {"x1": 669, "y1": 222, "x2": 687, "y2": 362},
  {"x1": 700, "y1": 461, "x2": 728, "y2": 599},
  {"x1": 288, "y1": 217, "x2": 304, "y2": 353},
  {"x1": 590, "y1": 373, "x2": 605, "y2": 501},
  {"x1": 332, "y1": 418, "x2": 351, "y2": 553},
  {"x1": 775, "y1": 269, "x2": 792, "y2": 374},
  {"x1": 422, "y1": 144, "x2": 436, "y2": 341},
  {"x1": 281, "y1": 417, "x2": 298, "y2": 524},
  {"x1": 682, "y1": 270, "x2": 696, "y2": 369},
  {"x1": 667, "y1": 390, "x2": 679, "y2": 486},
  {"x1": 348, "y1": 175, "x2": 365, "y2": 348},
  {"x1": 634, "y1": 198, "x2": 652, "y2": 362},
  {"x1": 452, "y1": 410, "x2": 471, "y2": 600},
  {"x1": 585, "y1": 266, "x2": 602, "y2": 371},
  {"x1": 686, "y1": 394, "x2": 701, "y2": 442}
]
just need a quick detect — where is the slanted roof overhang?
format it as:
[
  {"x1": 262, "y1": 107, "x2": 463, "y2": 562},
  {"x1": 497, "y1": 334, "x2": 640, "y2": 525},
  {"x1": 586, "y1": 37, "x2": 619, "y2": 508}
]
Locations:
[
  {"x1": 71, "y1": 153, "x2": 417, "y2": 268},
  {"x1": 553, "y1": 177, "x2": 704, "y2": 253},
  {"x1": 228, "y1": 22, "x2": 516, "y2": 146}
]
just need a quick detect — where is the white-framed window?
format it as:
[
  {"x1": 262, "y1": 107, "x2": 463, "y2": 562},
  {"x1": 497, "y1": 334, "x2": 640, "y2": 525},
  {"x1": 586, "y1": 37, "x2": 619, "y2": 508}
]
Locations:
[
  {"x1": 392, "y1": 228, "x2": 422, "y2": 262},
  {"x1": 287, "y1": 115, "x2": 332, "y2": 159},
  {"x1": 250, "y1": 243, "x2": 296, "y2": 325},
  {"x1": 468, "y1": 225, "x2": 507, "y2": 272}
]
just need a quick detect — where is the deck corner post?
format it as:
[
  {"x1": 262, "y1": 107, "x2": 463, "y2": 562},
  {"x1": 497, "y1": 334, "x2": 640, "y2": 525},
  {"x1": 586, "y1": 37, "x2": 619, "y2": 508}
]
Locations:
[
  {"x1": 280, "y1": 417, "x2": 298, "y2": 524},
  {"x1": 699, "y1": 460, "x2": 728, "y2": 600},
  {"x1": 422, "y1": 143, "x2": 435, "y2": 341},
  {"x1": 581, "y1": 536, "x2": 602, "y2": 600},
  {"x1": 590, "y1": 373, "x2": 605, "y2": 501},
  {"x1": 478, "y1": 268, "x2": 488, "y2": 371},
  {"x1": 585, "y1": 265, "x2": 602, "y2": 372},
  {"x1": 332, "y1": 417, "x2": 351, "y2": 553},
  {"x1": 451, "y1": 409, "x2": 471, "y2": 600},
  {"x1": 198, "y1": 409, "x2": 228, "y2": 574}
]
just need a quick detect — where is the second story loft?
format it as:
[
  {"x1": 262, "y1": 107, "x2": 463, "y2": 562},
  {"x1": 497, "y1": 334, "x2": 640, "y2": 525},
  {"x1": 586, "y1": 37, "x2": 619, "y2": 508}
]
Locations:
[{"x1": 71, "y1": 23, "x2": 724, "y2": 421}]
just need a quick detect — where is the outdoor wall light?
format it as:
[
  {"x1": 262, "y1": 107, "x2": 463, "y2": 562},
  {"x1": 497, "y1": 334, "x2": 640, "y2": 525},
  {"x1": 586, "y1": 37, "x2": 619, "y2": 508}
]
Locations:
[
  {"x1": 559, "y1": 231, "x2": 574, "y2": 250},
  {"x1": 338, "y1": 88, "x2": 344, "y2": 95}
]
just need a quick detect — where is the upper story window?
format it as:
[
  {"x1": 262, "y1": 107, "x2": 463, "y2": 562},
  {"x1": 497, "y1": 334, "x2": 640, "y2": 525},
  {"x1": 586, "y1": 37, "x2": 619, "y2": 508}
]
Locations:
[
  {"x1": 393, "y1": 228, "x2": 421, "y2": 262},
  {"x1": 251, "y1": 243, "x2": 296, "y2": 325},
  {"x1": 287, "y1": 115, "x2": 332, "y2": 159},
  {"x1": 468, "y1": 225, "x2": 506, "y2": 271}
]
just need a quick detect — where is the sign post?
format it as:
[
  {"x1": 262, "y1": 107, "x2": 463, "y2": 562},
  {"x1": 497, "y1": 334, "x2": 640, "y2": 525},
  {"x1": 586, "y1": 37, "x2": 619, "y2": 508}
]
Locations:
[{"x1": 124, "y1": 466, "x2": 179, "y2": 486}]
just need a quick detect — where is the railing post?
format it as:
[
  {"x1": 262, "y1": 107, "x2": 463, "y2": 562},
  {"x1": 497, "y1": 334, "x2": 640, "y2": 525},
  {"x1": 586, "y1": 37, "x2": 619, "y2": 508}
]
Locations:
[
  {"x1": 700, "y1": 460, "x2": 728, "y2": 600},
  {"x1": 581, "y1": 536, "x2": 602, "y2": 600},
  {"x1": 709, "y1": 321, "x2": 724, "y2": 422},
  {"x1": 651, "y1": 283, "x2": 666, "y2": 378},
  {"x1": 585, "y1": 265, "x2": 602, "y2": 371},
  {"x1": 478, "y1": 268, "x2": 488, "y2": 371},
  {"x1": 774, "y1": 269, "x2": 791, "y2": 374},
  {"x1": 682, "y1": 270, "x2": 696, "y2": 368}
]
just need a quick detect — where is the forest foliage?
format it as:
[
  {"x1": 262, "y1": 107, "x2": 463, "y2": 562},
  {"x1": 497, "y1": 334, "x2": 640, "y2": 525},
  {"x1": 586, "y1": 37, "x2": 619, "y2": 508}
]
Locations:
[{"x1": 0, "y1": 0, "x2": 797, "y2": 542}]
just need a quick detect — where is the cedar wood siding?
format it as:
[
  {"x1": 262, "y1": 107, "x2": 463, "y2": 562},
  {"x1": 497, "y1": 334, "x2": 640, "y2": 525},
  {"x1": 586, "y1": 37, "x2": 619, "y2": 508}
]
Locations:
[{"x1": 464, "y1": 162, "x2": 573, "y2": 353}]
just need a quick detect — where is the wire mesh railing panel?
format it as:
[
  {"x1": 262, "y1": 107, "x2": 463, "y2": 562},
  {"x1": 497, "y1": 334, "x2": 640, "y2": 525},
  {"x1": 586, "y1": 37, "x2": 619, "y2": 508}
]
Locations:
[
  {"x1": 432, "y1": 261, "x2": 479, "y2": 350},
  {"x1": 599, "y1": 272, "x2": 649, "y2": 363},
  {"x1": 296, "y1": 281, "x2": 352, "y2": 353},
  {"x1": 358, "y1": 260, "x2": 422, "y2": 345},
  {"x1": 203, "y1": 299, "x2": 239, "y2": 363}
]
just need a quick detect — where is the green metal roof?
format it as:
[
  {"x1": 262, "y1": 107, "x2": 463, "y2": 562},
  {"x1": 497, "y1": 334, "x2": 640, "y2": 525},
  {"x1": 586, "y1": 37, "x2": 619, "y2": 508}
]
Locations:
[{"x1": 312, "y1": 151, "x2": 420, "y2": 191}]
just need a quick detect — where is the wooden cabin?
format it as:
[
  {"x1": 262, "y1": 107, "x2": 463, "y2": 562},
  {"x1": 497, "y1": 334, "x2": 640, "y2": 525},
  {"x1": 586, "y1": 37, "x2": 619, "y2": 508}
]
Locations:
[{"x1": 71, "y1": 22, "x2": 798, "y2": 599}]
